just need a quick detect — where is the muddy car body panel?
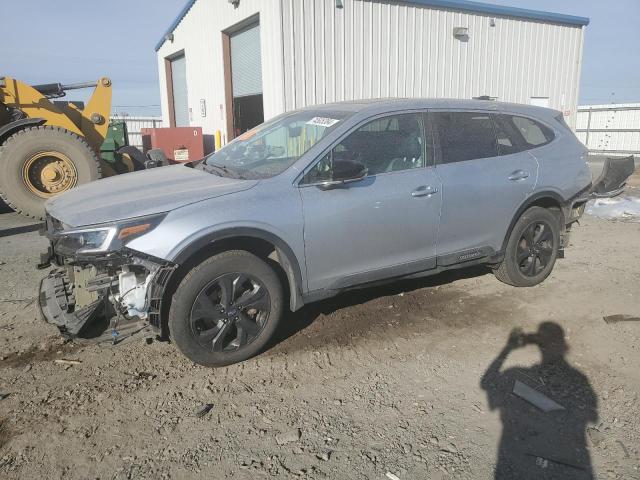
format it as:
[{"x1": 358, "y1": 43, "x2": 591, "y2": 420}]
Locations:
[{"x1": 37, "y1": 99, "x2": 595, "y2": 361}]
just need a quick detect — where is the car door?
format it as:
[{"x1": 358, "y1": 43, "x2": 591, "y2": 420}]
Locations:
[
  {"x1": 431, "y1": 111, "x2": 538, "y2": 262},
  {"x1": 298, "y1": 112, "x2": 442, "y2": 293}
]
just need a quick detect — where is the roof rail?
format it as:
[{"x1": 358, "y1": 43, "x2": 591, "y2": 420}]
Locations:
[{"x1": 473, "y1": 95, "x2": 497, "y2": 101}]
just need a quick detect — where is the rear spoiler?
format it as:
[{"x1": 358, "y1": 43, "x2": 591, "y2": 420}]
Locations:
[{"x1": 589, "y1": 155, "x2": 636, "y2": 198}]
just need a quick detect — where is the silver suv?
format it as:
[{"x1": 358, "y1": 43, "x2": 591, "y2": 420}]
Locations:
[{"x1": 38, "y1": 99, "x2": 592, "y2": 366}]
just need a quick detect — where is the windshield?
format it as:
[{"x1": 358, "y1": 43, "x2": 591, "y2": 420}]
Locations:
[{"x1": 203, "y1": 110, "x2": 351, "y2": 179}]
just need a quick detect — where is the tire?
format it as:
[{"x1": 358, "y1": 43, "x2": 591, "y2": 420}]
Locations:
[
  {"x1": 494, "y1": 206, "x2": 560, "y2": 287},
  {"x1": 169, "y1": 250, "x2": 284, "y2": 367},
  {"x1": 0, "y1": 126, "x2": 101, "y2": 219}
]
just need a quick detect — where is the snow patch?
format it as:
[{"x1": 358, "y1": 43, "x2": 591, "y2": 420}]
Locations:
[{"x1": 586, "y1": 196, "x2": 640, "y2": 221}]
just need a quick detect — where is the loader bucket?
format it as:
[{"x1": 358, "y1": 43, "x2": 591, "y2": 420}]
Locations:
[{"x1": 590, "y1": 155, "x2": 636, "y2": 198}]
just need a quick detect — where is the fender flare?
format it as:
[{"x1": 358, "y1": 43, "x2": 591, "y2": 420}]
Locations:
[
  {"x1": 0, "y1": 117, "x2": 46, "y2": 144},
  {"x1": 501, "y1": 191, "x2": 567, "y2": 252},
  {"x1": 173, "y1": 227, "x2": 306, "y2": 311}
]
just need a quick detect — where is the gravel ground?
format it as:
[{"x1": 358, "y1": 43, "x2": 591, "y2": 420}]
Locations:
[{"x1": 0, "y1": 200, "x2": 639, "y2": 479}]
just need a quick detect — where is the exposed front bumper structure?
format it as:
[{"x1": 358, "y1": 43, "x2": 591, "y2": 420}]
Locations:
[
  {"x1": 38, "y1": 269, "x2": 105, "y2": 336},
  {"x1": 37, "y1": 238, "x2": 174, "y2": 338}
]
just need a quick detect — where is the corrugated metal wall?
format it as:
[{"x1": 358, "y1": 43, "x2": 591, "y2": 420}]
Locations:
[
  {"x1": 156, "y1": 0, "x2": 283, "y2": 143},
  {"x1": 281, "y1": 0, "x2": 584, "y2": 127},
  {"x1": 156, "y1": 0, "x2": 585, "y2": 141},
  {"x1": 576, "y1": 104, "x2": 640, "y2": 155}
]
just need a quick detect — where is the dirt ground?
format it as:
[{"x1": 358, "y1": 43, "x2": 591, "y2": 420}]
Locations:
[{"x1": 1, "y1": 191, "x2": 639, "y2": 479}]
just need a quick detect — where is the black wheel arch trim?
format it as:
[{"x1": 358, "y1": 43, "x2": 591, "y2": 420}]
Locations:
[
  {"x1": 0, "y1": 117, "x2": 47, "y2": 144},
  {"x1": 172, "y1": 227, "x2": 305, "y2": 312},
  {"x1": 501, "y1": 191, "x2": 567, "y2": 252}
]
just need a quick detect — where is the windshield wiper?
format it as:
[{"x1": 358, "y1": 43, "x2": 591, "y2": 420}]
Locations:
[{"x1": 200, "y1": 163, "x2": 236, "y2": 178}]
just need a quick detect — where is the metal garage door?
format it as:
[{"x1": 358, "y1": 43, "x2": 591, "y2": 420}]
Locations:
[
  {"x1": 230, "y1": 23, "x2": 263, "y2": 97},
  {"x1": 170, "y1": 54, "x2": 189, "y2": 127}
]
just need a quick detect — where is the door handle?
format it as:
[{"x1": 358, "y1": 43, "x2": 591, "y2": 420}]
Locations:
[
  {"x1": 411, "y1": 185, "x2": 438, "y2": 197},
  {"x1": 508, "y1": 170, "x2": 530, "y2": 181}
]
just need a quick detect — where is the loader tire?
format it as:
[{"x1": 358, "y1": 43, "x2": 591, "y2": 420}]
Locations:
[{"x1": 0, "y1": 126, "x2": 102, "y2": 219}]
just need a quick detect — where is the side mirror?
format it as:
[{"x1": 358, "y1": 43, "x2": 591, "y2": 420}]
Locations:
[{"x1": 318, "y1": 159, "x2": 368, "y2": 190}]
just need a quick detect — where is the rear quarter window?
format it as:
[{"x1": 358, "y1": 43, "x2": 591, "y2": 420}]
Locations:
[{"x1": 511, "y1": 116, "x2": 555, "y2": 149}]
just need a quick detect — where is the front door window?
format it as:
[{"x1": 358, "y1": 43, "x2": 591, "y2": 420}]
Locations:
[{"x1": 303, "y1": 113, "x2": 427, "y2": 184}]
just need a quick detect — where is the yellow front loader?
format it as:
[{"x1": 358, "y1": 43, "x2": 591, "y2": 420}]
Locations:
[{"x1": 0, "y1": 76, "x2": 139, "y2": 219}]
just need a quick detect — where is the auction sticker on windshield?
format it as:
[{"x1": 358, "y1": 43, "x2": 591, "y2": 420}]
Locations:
[{"x1": 306, "y1": 117, "x2": 340, "y2": 128}]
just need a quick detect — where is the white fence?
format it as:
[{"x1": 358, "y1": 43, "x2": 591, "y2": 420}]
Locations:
[
  {"x1": 109, "y1": 115, "x2": 164, "y2": 150},
  {"x1": 576, "y1": 104, "x2": 640, "y2": 156}
]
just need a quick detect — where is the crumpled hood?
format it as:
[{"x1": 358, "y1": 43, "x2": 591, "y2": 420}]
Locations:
[{"x1": 45, "y1": 164, "x2": 258, "y2": 227}]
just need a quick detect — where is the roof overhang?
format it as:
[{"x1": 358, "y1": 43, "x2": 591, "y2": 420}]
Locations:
[
  {"x1": 406, "y1": 0, "x2": 589, "y2": 26},
  {"x1": 155, "y1": 0, "x2": 197, "y2": 52}
]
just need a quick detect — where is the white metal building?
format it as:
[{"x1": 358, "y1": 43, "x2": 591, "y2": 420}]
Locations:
[{"x1": 155, "y1": 0, "x2": 589, "y2": 147}]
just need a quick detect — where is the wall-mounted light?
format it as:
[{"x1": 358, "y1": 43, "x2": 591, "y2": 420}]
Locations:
[
  {"x1": 164, "y1": 33, "x2": 174, "y2": 43},
  {"x1": 489, "y1": 18, "x2": 496, "y2": 27},
  {"x1": 453, "y1": 27, "x2": 469, "y2": 42},
  {"x1": 335, "y1": 0, "x2": 344, "y2": 8},
  {"x1": 228, "y1": 0, "x2": 240, "y2": 8}
]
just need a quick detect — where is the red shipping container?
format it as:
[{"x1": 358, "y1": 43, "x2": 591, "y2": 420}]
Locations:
[{"x1": 141, "y1": 127, "x2": 205, "y2": 164}]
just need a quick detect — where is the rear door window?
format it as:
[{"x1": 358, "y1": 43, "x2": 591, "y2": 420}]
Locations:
[{"x1": 432, "y1": 112, "x2": 498, "y2": 163}]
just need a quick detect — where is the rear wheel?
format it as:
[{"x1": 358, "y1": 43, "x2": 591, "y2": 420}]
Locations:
[
  {"x1": 0, "y1": 126, "x2": 101, "y2": 219},
  {"x1": 494, "y1": 206, "x2": 560, "y2": 287},
  {"x1": 169, "y1": 250, "x2": 284, "y2": 367}
]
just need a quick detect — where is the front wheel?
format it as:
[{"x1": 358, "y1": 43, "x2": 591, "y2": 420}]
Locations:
[
  {"x1": 168, "y1": 250, "x2": 284, "y2": 367},
  {"x1": 494, "y1": 206, "x2": 560, "y2": 287}
]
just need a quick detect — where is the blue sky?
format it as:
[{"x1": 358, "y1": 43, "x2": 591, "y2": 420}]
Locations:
[{"x1": 1, "y1": 0, "x2": 638, "y2": 116}]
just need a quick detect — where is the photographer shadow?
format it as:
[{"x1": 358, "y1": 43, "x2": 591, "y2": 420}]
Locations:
[{"x1": 480, "y1": 322, "x2": 598, "y2": 479}]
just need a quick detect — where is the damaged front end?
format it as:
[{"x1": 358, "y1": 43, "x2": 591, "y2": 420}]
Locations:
[{"x1": 37, "y1": 213, "x2": 175, "y2": 339}]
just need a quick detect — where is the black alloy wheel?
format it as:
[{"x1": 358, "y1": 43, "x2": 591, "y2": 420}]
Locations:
[
  {"x1": 169, "y1": 250, "x2": 284, "y2": 367},
  {"x1": 493, "y1": 206, "x2": 560, "y2": 287},
  {"x1": 516, "y1": 220, "x2": 554, "y2": 277},
  {"x1": 190, "y1": 272, "x2": 270, "y2": 352}
]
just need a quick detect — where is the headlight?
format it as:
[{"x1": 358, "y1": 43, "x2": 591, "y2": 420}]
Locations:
[
  {"x1": 55, "y1": 227, "x2": 117, "y2": 254},
  {"x1": 53, "y1": 213, "x2": 166, "y2": 256}
]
